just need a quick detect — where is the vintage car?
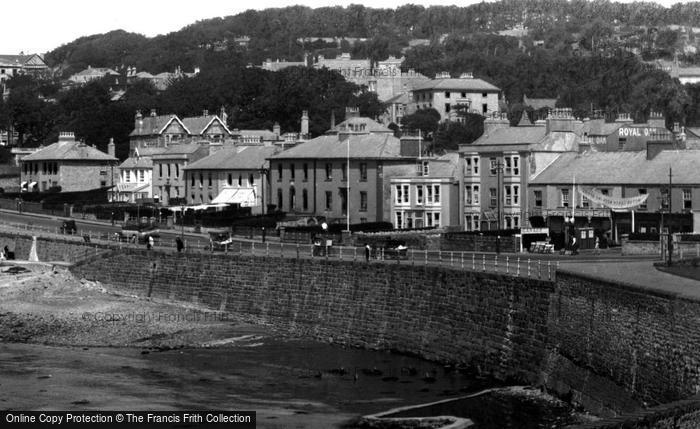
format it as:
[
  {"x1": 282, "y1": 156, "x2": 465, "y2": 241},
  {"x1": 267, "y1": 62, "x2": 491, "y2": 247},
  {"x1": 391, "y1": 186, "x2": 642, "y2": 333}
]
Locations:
[{"x1": 209, "y1": 230, "x2": 234, "y2": 251}]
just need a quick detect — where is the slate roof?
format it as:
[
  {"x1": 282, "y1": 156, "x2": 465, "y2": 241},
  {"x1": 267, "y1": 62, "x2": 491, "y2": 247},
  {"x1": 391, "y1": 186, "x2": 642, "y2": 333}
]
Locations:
[
  {"x1": 152, "y1": 143, "x2": 205, "y2": 158},
  {"x1": 530, "y1": 150, "x2": 700, "y2": 185},
  {"x1": 23, "y1": 140, "x2": 117, "y2": 162},
  {"x1": 269, "y1": 133, "x2": 411, "y2": 160},
  {"x1": 385, "y1": 92, "x2": 410, "y2": 105},
  {"x1": 120, "y1": 156, "x2": 153, "y2": 169},
  {"x1": 181, "y1": 115, "x2": 230, "y2": 135},
  {"x1": 413, "y1": 77, "x2": 500, "y2": 92},
  {"x1": 184, "y1": 146, "x2": 277, "y2": 170},
  {"x1": 466, "y1": 127, "x2": 547, "y2": 149},
  {"x1": 331, "y1": 117, "x2": 393, "y2": 134},
  {"x1": 133, "y1": 147, "x2": 167, "y2": 157},
  {"x1": 0, "y1": 54, "x2": 45, "y2": 67},
  {"x1": 129, "y1": 115, "x2": 183, "y2": 137},
  {"x1": 237, "y1": 130, "x2": 278, "y2": 140}
]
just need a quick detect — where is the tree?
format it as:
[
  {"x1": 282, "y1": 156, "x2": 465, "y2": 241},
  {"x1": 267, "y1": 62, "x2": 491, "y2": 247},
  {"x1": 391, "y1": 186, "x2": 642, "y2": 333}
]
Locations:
[
  {"x1": 433, "y1": 113, "x2": 484, "y2": 153},
  {"x1": 401, "y1": 108, "x2": 440, "y2": 137}
]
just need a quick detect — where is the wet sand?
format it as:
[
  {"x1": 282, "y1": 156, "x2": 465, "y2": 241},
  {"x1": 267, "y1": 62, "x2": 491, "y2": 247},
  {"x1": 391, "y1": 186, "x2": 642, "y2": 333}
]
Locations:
[{"x1": 0, "y1": 264, "x2": 494, "y2": 428}]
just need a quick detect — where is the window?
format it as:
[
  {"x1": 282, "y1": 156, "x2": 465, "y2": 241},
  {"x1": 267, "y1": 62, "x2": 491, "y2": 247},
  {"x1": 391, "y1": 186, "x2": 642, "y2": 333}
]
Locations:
[
  {"x1": 289, "y1": 187, "x2": 296, "y2": 210},
  {"x1": 303, "y1": 163, "x2": 309, "y2": 181},
  {"x1": 341, "y1": 163, "x2": 347, "y2": 181},
  {"x1": 208, "y1": 174, "x2": 212, "y2": 186},
  {"x1": 489, "y1": 188, "x2": 497, "y2": 207},
  {"x1": 445, "y1": 103, "x2": 451, "y2": 113},
  {"x1": 325, "y1": 191, "x2": 333, "y2": 210},
  {"x1": 227, "y1": 174, "x2": 232, "y2": 186},
  {"x1": 482, "y1": 92, "x2": 488, "y2": 98},
  {"x1": 489, "y1": 158, "x2": 497, "y2": 175},
  {"x1": 581, "y1": 194, "x2": 589, "y2": 208},
  {"x1": 191, "y1": 194, "x2": 195, "y2": 204},
  {"x1": 175, "y1": 164, "x2": 179, "y2": 178},
  {"x1": 513, "y1": 216, "x2": 519, "y2": 228},
  {"x1": 661, "y1": 188, "x2": 669, "y2": 210},
  {"x1": 684, "y1": 188, "x2": 692, "y2": 209},
  {"x1": 139, "y1": 170, "x2": 144, "y2": 181},
  {"x1": 191, "y1": 175, "x2": 195, "y2": 187},
  {"x1": 238, "y1": 175, "x2": 242, "y2": 187},
  {"x1": 482, "y1": 103, "x2": 488, "y2": 114},
  {"x1": 290, "y1": 164, "x2": 295, "y2": 181},
  {"x1": 199, "y1": 174, "x2": 203, "y2": 187},
  {"x1": 426, "y1": 185, "x2": 440, "y2": 204},
  {"x1": 417, "y1": 185, "x2": 424, "y2": 204},
  {"x1": 159, "y1": 164, "x2": 163, "y2": 177},
  {"x1": 277, "y1": 164, "x2": 283, "y2": 182},
  {"x1": 427, "y1": 212, "x2": 441, "y2": 227},
  {"x1": 505, "y1": 216, "x2": 512, "y2": 229},
  {"x1": 360, "y1": 191, "x2": 367, "y2": 212},
  {"x1": 433, "y1": 185, "x2": 440, "y2": 203},
  {"x1": 465, "y1": 156, "x2": 479, "y2": 175},
  {"x1": 618, "y1": 138, "x2": 626, "y2": 150},
  {"x1": 638, "y1": 189, "x2": 647, "y2": 209},
  {"x1": 277, "y1": 189, "x2": 283, "y2": 210},
  {"x1": 461, "y1": 92, "x2": 466, "y2": 98},
  {"x1": 325, "y1": 163, "x2": 332, "y2": 180},
  {"x1": 600, "y1": 189, "x2": 609, "y2": 196},
  {"x1": 422, "y1": 161, "x2": 429, "y2": 176},
  {"x1": 473, "y1": 185, "x2": 479, "y2": 205},
  {"x1": 561, "y1": 188, "x2": 570, "y2": 207},
  {"x1": 167, "y1": 164, "x2": 171, "y2": 177},
  {"x1": 504, "y1": 185, "x2": 519, "y2": 206},
  {"x1": 395, "y1": 184, "x2": 409, "y2": 204},
  {"x1": 534, "y1": 190, "x2": 542, "y2": 207},
  {"x1": 302, "y1": 189, "x2": 308, "y2": 211},
  {"x1": 505, "y1": 155, "x2": 519, "y2": 175},
  {"x1": 360, "y1": 163, "x2": 367, "y2": 181},
  {"x1": 395, "y1": 212, "x2": 403, "y2": 229},
  {"x1": 248, "y1": 174, "x2": 254, "y2": 186},
  {"x1": 444, "y1": 91, "x2": 450, "y2": 98}
]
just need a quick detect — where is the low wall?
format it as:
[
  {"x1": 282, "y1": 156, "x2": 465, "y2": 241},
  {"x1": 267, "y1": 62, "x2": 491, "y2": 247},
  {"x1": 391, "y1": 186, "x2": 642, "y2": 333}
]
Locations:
[
  {"x1": 8, "y1": 231, "x2": 700, "y2": 422},
  {"x1": 621, "y1": 238, "x2": 660, "y2": 256},
  {"x1": 0, "y1": 231, "x2": 105, "y2": 263}
]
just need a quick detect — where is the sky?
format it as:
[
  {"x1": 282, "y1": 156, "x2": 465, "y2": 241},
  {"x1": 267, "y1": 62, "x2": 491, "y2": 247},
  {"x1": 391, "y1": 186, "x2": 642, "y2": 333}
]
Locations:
[{"x1": 1, "y1": 0, "x2": 688, "y2": 55}]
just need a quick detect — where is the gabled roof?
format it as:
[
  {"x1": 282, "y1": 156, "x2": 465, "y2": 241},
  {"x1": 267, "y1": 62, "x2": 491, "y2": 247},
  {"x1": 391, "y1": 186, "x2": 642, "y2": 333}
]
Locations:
[
  {"x1": 385, "y1": 92, "x2": 410, "y2": 105},
  {"x1": 129, "y1": 115, "x2": 188, "y2": 137},
  {"x1": 269, "y1": 133, "x2": 412, "y2": 160},
  {"x1": 0, "y1": 54, "x2": 46, "y2": 67},
  {"x1": 413, "y1": 77, "x2": 500, "y2": 92},
  {"x1": 134, "y1": 147, "x2": 167, "y2": 158},
  {"x1": 72, "y1": 67, "x2": 119, "y2": 77},
  {"x1": 184, "y1": 146, "x2": 278, "y2": 170},
  {"x1": 530, "y1": 150, "x2": 700, "y2": 185},
  {"x1": 331, "y1": 117, "x2": 393, "y2": 134},
  {"x1": 22, "y1": 140, "x2": 117, "y2": 162},
  {"x1": 181, "y1": 115, "x2": 231, "y2": 135}
]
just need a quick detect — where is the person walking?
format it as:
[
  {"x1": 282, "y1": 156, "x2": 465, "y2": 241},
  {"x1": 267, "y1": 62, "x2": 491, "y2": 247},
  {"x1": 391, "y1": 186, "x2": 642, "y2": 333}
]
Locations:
[
  {"x1": 365, "y1": 243, "x2": 371, "y2": 262},
  {"x1": 147, "y1": 235, "x2": 154, "y2": 250},
  {"x1": 176, "y1": 237, "x2": 184, "y2": 253}
]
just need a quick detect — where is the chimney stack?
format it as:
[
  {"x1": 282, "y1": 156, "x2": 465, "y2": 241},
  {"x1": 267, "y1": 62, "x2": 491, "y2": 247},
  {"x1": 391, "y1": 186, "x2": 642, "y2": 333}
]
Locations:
[
  {"x1": 108, "y1": 138, "x2": 115, "y2": 157},
  {"x1": 273, "y1": 122, "x2": 281, "y2": 139},
  {"x1": 301, "y1": 110, "x2": 309, "y2": 137},
  {"x1": 482, "y1": 112, "x2": 510, "y2": 135},
  {"x1": 203, "y1": 109, "x2": 208, "y2": 116},
  {"x1": 546, "y1": 108, "x2": 575, "y2": 133},
  {"x1": 345, "y1": 106, "x2": 360, "y2": 119}
]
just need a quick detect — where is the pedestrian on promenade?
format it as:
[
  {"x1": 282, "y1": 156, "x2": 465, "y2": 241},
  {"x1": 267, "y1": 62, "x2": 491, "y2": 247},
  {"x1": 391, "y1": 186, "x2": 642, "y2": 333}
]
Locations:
[
  {"x1": 147, "y1": 235, "x2": 154, "y2": 250},
  {"x1": 594, "y1": 236, "x2": 600, "y2": 255},
  {"x1": 176, "y1": 237, "x2": 184, "y2": 253},
  {"x1": 365, "y1": 243, "x2": 371, "y2": 262}
]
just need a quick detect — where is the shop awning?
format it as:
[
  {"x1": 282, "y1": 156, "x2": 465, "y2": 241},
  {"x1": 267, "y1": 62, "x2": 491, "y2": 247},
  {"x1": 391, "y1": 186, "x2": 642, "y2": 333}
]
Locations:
[
  {"x1": 211, "y1": 187, "x2": 256, "y2": 206},
  {"x1": 117, "y1": 182, "x2": 149, "y2": 193},
  {"x1": 28, "y1": 182, "x2": 37, "y2": 189},
  {"x1": 20, "y1": 181, "x2": 27, "y2": 188}
]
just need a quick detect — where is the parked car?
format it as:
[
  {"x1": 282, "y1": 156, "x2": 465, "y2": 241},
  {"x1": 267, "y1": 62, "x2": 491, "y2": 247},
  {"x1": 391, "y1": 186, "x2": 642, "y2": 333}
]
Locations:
[
  {"x1": 60, "y1": 220, "x2": 77, "y2": 235},
  {"x1": 209, "y1": 230, "x2": 234, "y2": 251},
  {"x1": 381, "y1": 239, "x2": 408, "y2": 260}
]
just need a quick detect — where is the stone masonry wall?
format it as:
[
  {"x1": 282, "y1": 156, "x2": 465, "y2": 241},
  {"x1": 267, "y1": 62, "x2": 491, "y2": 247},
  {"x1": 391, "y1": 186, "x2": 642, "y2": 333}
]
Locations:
[
  {"x1": 71, "y1": 249, "x2": 554, "y2": 383},
  {"x1": 0, "y1": 231, "x2": 103, "y2": 263}
]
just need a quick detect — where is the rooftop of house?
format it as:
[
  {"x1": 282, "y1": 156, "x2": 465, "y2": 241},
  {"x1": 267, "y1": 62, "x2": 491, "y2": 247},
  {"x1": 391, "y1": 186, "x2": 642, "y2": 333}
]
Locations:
[
  {"x1": 152, "y1": 143, "x2": 206, "y2": 159},
  {"x1": 236, "y1": 130, "x2": 279, "y2": 140},
  {"x1": 119, "y1": 156, "x2": 153, "y2": 169},
  {"x1": 531, "y1": 150, "x2": 700, "y2": 185},
  {"x1": 269, "y1": 133, "x2": 412, "y2": 160},
  {"x1": 129, "y1": 114, "x2": 183, "y2": 137},
  {"x1": 413, "y1": 73, "x2": 500, "y2": 93},
  {"x1": 0, "y1": 53, "x2": 46, "y2": 67},
  {"x1": 464, "y1": 126, "x2": 547, "y2": 151},
  {"x1": 22, "y1": 135, "x2": 117, "y2": 162},
  {"x1": 71, "y1": 66, "x2": 120, "y2": 77},
  {"x1": 330, "y1": 116, "x2": 393, "y2": 134},
  {"x1": 184, "y1": 145, "x2": 278, "y2": 170},
  {"x1": 181, "y1": 114, "x2": 230, "y2": 135}
]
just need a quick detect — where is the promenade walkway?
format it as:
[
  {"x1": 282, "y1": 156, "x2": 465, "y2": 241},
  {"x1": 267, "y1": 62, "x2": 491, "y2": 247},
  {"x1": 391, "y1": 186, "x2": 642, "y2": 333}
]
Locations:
[{"x1": 558, "y1": 258, "x2": 700, "y2": 300}]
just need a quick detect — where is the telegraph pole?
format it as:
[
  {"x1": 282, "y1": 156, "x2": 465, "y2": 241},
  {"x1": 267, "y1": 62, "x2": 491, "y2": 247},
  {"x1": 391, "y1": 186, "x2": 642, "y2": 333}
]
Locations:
[{"x1": 668, "y1": 167, "x2": 673, "y2": 266}]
